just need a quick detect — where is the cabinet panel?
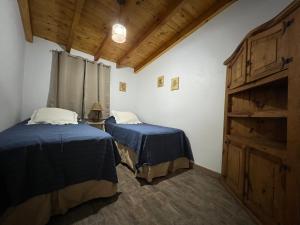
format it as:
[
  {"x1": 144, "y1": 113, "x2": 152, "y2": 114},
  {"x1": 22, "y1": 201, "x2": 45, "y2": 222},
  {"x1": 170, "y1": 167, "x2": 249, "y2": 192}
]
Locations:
[
  {"x1": 227, "y1": 43, "x2": 247, "y2": 89},
  {"x1": 247, "y1": 21, "x2": 290, "y2": 82},
  {"x1": 224, "y1": 141, "x2": 245, "y2": 198},
  {"x1": 245, "y1": 149, "x2": 285, "y2": 225}
]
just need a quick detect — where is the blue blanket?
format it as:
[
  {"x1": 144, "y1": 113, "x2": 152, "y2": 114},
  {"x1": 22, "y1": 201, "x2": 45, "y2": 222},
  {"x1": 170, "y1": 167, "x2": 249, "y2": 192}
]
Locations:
[
  {"x1": 0, "y1": 121, "x2": 120, "y2": 212},
  {"x1": 105, "y1": 117, "x2": 193, "y2": 169}
]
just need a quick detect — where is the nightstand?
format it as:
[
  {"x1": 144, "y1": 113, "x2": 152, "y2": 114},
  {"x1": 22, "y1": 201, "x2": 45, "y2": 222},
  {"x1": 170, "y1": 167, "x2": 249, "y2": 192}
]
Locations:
[{"x1": 87, "y1": 120, "x2": 105, "y2": 130}]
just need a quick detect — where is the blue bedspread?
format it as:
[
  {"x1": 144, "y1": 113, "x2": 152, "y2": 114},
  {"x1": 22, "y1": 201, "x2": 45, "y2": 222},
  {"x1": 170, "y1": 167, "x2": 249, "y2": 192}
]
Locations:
[
  {"x1": 0, "y1": 121, "x2": 120, "y2": 212},
  {"x1": 105, "y1": 117, "x2": 193, "y2": 169}
]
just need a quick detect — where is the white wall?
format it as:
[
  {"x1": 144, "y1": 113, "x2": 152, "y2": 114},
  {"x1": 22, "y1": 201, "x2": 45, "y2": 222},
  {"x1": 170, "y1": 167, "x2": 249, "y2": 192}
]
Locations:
[
  {"x1": 21, "y1": 37, "x2": 138, "y2": 119},
  {"x1": 135, "y1": 0, "x2": 293, "y2": 173},
  {"x1": 0, "y1": 0, "x2": 25, "y2": 131}
]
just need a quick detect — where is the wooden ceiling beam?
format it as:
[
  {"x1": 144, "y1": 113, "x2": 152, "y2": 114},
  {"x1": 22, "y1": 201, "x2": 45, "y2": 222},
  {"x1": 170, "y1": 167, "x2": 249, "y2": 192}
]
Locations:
[
  {"x1": 94, "y1": 0, "x2": 129, "y2": 62},
  {"x1": 66, "y1": 0, "x2": 86, "y2": 52},
  {"x1": 94, "y1": 32, "x2": 110, "y2": 61},
  {"x1": 116, "y1": 0, "x2": 186, "y2": 67},
  {"x1": 17, "y1": 0, "x2": 33, "y2": 42},
  {"x1": 134, "y1": 0, "x2": 237, "y2": 73}
]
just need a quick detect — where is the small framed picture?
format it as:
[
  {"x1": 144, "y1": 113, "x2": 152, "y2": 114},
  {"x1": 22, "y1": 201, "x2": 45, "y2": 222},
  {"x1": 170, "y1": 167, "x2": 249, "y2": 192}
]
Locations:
[
  {"x1": 119, "y1": 82, "x2": 127, "y2": 92},
  {"x1": 171, "y1": 77, "x2": 179, "y2": 91},
  {"x1": 157, "y1": 76, "x2": 164, "y2": 87}
]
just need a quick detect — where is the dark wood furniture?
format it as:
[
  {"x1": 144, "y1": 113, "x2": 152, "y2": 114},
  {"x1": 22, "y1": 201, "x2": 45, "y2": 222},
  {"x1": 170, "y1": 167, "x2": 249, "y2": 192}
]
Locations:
[{"x1": 222, "y1": 1, "x2": 300, "y2": 225}]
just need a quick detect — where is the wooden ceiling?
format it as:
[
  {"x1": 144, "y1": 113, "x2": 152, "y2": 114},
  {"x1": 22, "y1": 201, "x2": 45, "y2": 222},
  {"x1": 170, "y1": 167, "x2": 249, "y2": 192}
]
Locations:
[{"x1": 18, "y1": 0, "x2": 236, "y2": 72}]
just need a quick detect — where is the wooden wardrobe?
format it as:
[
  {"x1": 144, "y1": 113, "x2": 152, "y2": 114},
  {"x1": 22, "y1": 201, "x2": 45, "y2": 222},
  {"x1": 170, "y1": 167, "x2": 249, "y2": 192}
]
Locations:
[{"x1": 221, "y1": 1, "x2": 300, "y2": 225}]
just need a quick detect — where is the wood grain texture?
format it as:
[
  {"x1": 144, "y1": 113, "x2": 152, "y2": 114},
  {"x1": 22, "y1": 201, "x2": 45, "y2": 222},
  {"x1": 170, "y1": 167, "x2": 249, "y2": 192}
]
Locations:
[
  {"x1": 30, "y1": 0, "x2": 76, "y2": 46},
  {"x1": 94, "y1": 32, "x2": 110, "y2": 61},
  {"x1": 17, "y1": 0, "x2": 33, "y2": 42},
  {"x1": 94, "y1": 31, "x2": 111, "y2": 61},
  {"x1": 227, "y1": 43, "x2": 247, "y2": 89},
  {"x1": 134, "y1": 0, "x2": 236, "y2": 72},
  {"x1": 116, "y1": 0, "x2": 185, "y2": 67},
  {"x1": 222, "y1": 2, "x2": 300, "y2": 225},
  {"x1": 66, "y1": 0, "x2": 86, "y2": 52},
  {"x1": 285, "y1": 3, "x2": 300, "y2": 224},
  {"x1": 48, "y1": 165, "x2": 256, "y2": 225},
  {"x1": 18, "y1": 0, "x2": 236, "y2": 70},
  {"x1": 224, "y1": 0, "x2": 300, "y2": 65}
]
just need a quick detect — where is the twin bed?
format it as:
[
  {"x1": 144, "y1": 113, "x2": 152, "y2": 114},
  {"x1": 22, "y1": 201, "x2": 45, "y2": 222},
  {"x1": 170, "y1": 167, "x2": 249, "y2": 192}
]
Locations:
[
  {"x1": 0, "y1": 110, "x2": 193, "y2": 225},
  {"x1": 0, "y1": 121, "x2": 120, "y2": 225},
  {"x1": 105, "y1": 116, "x2": 193, "y2": 182}
]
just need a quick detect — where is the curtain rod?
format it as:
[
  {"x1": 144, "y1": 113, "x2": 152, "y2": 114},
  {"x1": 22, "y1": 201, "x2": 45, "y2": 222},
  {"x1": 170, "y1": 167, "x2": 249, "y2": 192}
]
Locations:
[{"x1": 49, "y1": 50, "x2": 111, "y2": 68}]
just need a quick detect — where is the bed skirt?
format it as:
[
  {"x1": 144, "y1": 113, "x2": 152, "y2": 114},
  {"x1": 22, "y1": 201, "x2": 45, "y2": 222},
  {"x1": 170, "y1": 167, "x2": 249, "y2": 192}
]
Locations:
[
  {"x1": 116, "y1": 143, "x2": 193, "y2": 182},
  {"x1": 0, "y1": 180, "x2": 117, "y2": 225}
]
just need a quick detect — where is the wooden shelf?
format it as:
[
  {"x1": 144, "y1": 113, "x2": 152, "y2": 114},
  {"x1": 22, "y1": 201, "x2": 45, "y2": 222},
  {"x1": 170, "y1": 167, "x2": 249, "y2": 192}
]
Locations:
[
  {"x1": 228, "y1": 110, "x2": 288, "y2": 118},
  {"x1": 228, "y1": 70, "x2": 288, "y2": 95},
  {"x1": 221, "y1": 2, "x2": 300, "y2": 223},
  {"x1": 226, "y1": 134, "x2": 287, "y2": 158}
]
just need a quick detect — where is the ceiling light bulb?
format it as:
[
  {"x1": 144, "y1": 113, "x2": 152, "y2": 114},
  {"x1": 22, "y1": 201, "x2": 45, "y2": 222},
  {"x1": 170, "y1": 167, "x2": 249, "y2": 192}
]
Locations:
[{"x1": 112, "y1": 23, "x2": 126, "y2": 43}]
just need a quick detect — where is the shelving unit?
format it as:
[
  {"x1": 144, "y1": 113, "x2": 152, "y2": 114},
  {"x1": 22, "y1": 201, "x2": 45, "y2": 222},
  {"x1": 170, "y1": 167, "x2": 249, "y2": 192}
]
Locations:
[
  {"x1": 224, "y1": 73, "x2": 289, "y2": 224},
  {"x1": 221, "y1": 2, "x2": 300, "y2": 225}
]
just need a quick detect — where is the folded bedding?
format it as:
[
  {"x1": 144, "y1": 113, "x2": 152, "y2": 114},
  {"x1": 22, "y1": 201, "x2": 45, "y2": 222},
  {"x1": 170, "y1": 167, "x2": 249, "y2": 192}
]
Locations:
[
  {"x1": 0, "y1": 120, "x2": 120, "y2": 213},
  {"x1": 105, "y1": 116, "x2": 193, "y2": 169}
]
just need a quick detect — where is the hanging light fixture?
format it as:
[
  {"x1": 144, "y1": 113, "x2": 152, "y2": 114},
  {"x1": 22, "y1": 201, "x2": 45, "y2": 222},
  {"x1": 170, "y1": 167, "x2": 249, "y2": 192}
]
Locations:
[
  {"x1": 112, "y1": 0, "x2": 126, "y2": 43},
  {"x1": 112, "y1": 24, "x2": 126, "y2": 43}
]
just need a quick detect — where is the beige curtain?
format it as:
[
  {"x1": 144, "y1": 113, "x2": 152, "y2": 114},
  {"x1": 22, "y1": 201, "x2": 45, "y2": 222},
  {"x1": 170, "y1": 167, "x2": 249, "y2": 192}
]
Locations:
[
  {"x1": 47, "y1": 51, "x2": 110, "y2": 119},
  {"x1": 83, "y1": 61, "x2": 98, "y2": 119},
  {"x1": 83, "y1": 62, "x2": 111, "y2": 119},
  {"x1": 98, "y1": 63, "x2": 110, "y2": 119},
  {"x1": 57, "y1": 52, "x2": 85, "y2": 117},
  {"x1": 47, "y1": 51, "x2": 59, "y2": 107}
]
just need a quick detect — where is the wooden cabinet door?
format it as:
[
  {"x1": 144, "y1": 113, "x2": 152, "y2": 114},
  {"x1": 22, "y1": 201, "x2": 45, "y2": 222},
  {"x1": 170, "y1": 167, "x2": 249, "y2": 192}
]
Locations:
[
  {"x1": 245, "y1": 148, "x2": 285, "y2": 225},
  {"x1": 247, "y1": 20, "x2": 292, "y2": 82},
  {"x1": 223, "y1": 140, "x2": 245, "y2": 199},
  {"x1": 227, "y1": 43, "x2": 247, "y2": 89}
]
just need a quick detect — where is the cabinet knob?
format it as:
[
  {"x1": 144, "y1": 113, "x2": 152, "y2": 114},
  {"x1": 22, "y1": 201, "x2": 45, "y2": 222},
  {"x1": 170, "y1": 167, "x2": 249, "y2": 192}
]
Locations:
[
  {"x1": 246, "y1": 60, "x2": 252, "y2": 67},
  {"x1": 280, "y1": 164, "x2": 290, "y2": 172},
  {"x1": 282, "y1": 18, "x2": 295, "y2": 34},
  {"x1": 281, "y1": 57, "x2": 293, "y2": 68},
  {"x1": 224, "y1": 139, "x2": 231, "y2": 144}
]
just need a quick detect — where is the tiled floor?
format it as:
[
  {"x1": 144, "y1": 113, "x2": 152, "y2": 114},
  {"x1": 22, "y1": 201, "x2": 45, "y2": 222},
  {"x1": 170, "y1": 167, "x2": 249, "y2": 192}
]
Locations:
[{"x1": 48, "y1": 164, "x2": 256, "y2": 225}]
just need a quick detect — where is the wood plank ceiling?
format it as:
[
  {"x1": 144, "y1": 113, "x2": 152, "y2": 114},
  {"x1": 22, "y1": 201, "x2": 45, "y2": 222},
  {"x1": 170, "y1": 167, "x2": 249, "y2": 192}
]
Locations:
[{"x1": 18, "y1": 0, "x2": 236, "y2": 72}]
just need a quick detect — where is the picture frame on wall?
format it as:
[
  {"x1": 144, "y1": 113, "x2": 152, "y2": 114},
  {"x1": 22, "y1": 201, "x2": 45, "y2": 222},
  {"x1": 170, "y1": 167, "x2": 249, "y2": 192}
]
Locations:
[
  {"x1": 119, "y1": 82, "x2": 127, "y2": 92},
  {"x1": 171, "y1": 77, "x2": 179, "y2": 91},
  {"x1": 157, "y1": 76, "x2": 164, "y2": 87}
]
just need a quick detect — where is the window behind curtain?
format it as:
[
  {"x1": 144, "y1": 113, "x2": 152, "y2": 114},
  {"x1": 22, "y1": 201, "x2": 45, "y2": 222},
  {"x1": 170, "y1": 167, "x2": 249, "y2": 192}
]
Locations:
[{"x1": 47, "y1": 51, "x2": 110, "y2": 119}]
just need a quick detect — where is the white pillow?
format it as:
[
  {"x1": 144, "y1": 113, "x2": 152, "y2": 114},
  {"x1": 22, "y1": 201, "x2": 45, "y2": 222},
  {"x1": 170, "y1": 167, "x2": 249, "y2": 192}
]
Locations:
[
  {"x1": 28, "y1": 108, "x2": 78, "y2": 125},
  {"x1": 111, "y1": 110, "x2": 142, "y2": 124}
]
